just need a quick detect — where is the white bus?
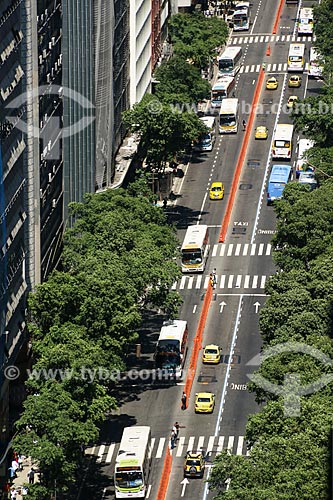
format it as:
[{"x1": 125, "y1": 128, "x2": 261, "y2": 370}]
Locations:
[
  {"x1": 308, "y1": 47, "x2": 323, "y2": 78},
  {"x1": 272, "y1": 124, "x2": 294, "y2": 160},
  {"x1": 211, "y1": 76, "x2": 235, "y2": 108},
  {"x1": 297, "y1": 8, "x2": 313, "y2": 35},
  {"x1": 232, "y1": 2, "x2": 250, "y2": 31},
  {"x1": 181, "y1": 225, "x2": 209, "y2": 273},
  {"x1": 219, "y1": 98, "x2": 239, "y2": 134},
  {"x1": 154, "y1": 319, "x2": 188, "y2": 380},
  {"x1": 287, "y1": 43, "x2": 305, "y2": 72},
  {"x1": 218, "y1": 46, "x2": 242, "y2": 77},
  {"x1": 295, "y1": 138, "x2": 315, "y2": 178},
  {"x1": 114, "y1": 426, "x2": 152, "y2": 498}
]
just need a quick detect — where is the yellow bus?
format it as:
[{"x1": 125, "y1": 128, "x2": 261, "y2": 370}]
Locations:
[
  {"x1": 181, "y1": 225, "x2": 209, "y2": 273},
  {"x1": 287, "y1": 43, "x2": 305, "y2": 72}
]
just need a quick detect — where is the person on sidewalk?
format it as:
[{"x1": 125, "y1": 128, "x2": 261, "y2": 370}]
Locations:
[
  {"x1": 27, "y1": 467, "x2": 35, "y2": 484},
  {"x1": 8, "y1": 466, "x2": 16, "y2": 483},
  {"x1": 173, "y1": 422, "x2": 180, "y2": 439},
  {"x1": 242, "y1": 119, "x2": 247, "y2": 131},
  {"x1": 181, "y1": 391, "x2": 187, "y2": 410},
  {"x1": 170, "y1": 431, "x2": 176, "y2": 449},
  {"x1": 10, "y1": 487, "x2": 18, "y2": 500}
]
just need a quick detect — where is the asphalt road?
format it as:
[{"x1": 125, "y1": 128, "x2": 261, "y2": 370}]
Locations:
[{"x1": 80, "y1": 1, "x2": 322, "y2": 499}]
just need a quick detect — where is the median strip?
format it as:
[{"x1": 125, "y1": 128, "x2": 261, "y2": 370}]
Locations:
[
  {"x1": 219, "y1": 68, "x2": 265, "y2": 243},
  {"x1": 272, "y1": 0, "x2": 284, "y2": 34}
]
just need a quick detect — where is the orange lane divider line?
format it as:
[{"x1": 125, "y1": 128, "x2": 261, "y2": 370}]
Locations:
[
  {"x1": 156, "y1": 447, "x2": 172, "y2": 500},
  {"x1": 272, "y1": 0, "x2": 284, "y2": 34},
  {"x1": 219, "y1": 68, "x2": 266, "y2": 243},
  {"x1": 184, "y1": 284, "x2": 212, "y2": 407}
]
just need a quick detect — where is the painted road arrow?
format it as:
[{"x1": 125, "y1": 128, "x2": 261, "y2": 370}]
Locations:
[
  {"x1": 219, "y1": 301, "x2": 227, "y2": 313},
  {"x1": 180, "y1": 478, "x2": 189, "y2": 497},
  {"x1": 254, "y1": 301, "x2": 261, "y2": 314}
]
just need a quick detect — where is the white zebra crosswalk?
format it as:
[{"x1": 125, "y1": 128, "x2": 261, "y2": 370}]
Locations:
[
  {"x1": 85, "y1": 435, "x2": 250, "y2": 464},
  {"x1": 211, "y1": 243, "x2": 272, "y2": 258},
  {"x1": 231, "y1": 34, "x2": 312, "y2": 45},
  {"x1": 239, "y1": 62, "x2": 288, "y2": 74},
  {"x1": 172, "y1": 274, "x2": 268, "y2": 291}
]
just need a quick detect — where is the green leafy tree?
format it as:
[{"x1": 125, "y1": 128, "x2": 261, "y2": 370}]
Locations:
[
  {"x1": 292, "y1": 91, "x2": 333, "y2": 146},
  {"x1": 168, "y1": 13, "x2": 228, "y2": 69},
  {"x1": 314, "y1": 0, "x2": 333, "y2": 83},
  {"x1": 123, "y1": 93, "x2": 207, "y2": 169},
  {"x1": 154, "y1": 56, "x2": 211, "y2": 104}
]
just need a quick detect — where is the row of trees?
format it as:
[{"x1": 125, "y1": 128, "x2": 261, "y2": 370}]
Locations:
[
  {"x1": 13, "y1": 185, "x2": 181, "y2": 499},
  {"x1": 124, "y1": 13, "x2": 228, "y2": 172},
  {"x1": 209, "y1": 1, "x2": 333, "y2": 498}
]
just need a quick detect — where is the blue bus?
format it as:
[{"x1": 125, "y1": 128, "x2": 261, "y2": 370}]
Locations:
[{"x1": 267, "y1": 165, "x2": 292, "y2": 205}]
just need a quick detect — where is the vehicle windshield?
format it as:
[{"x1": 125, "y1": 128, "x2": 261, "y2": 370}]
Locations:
[
  {"x1": 115, "y1": 471, "x2": 143, "y2": 488},
  {"x1": 200, "y1": 133, "x2": 211, "y2": 144},
  {"x1": 181, "y1": 250, "x2": 203, "y2": 265},
  {"x1": 198, "y1": 397, "x2": 211, "y2": 402},
  {"x1": 220, "y1": 114, "x2": 236, "y2": 126},
  {"x1": 275, "y1": 140, "x2": 290, "y2": 148},
  {"x1": 212, "y1": 90, "x2": 226, "y2": 101},
  {"x1": 289, "y1": 56, "x2": 302, "y2": 62},
  {"x1": 211, "y1": 186, "x2": 221, "y2": 192},
  {"x1": 186, "y1": 459, "x2": 201, "y2": 466},
  {"x1": 205, "y1": 348, "x2": 218, "y2": 354},
  {"x1": 219, "y1": 59, "x2": 233, "y2": 72}
]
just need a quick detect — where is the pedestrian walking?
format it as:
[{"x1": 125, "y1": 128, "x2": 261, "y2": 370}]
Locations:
[
  {"x1": 10, "y1": 487, "x2": 18, "y2": 500},
  {"x1": 8, "y1": 466, "x2": 16, "y2": 482},
  {"x1": 209, "y1": 273, "x2": 215, "y2": 288},
  {"x1": 17, "y1": 455, "x2": 23, "y2": 472},
  {"x1": 11, "y1": 461, "x2": 18, "y2": 474},
  {"x1": 242, "y1": 119, "x2": 247, "y2": 131},
  {"x1": 170, "y1": 431, "x2": 176, "y2": 449},
  {"x1": 173, "y1": 422, "x2": 180, "y2": 438},
  {"x1": 163, "y1": 197, "x2": 168, "y2": 209},
  {"x1": 181, "y1": 391, "x2": 187, "y2": 410},
  {"x1": 27, "y1": 467, "x2": 35, "y2": 484}
]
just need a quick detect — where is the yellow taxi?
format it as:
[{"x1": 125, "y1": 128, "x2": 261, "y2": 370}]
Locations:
[
  {"x1": 288, "y1": 75, "x2": 302, "y2": 88},
  {"x1": 266, "y1": 77, "x2": 278, "y2": 90},
  {"x1": 195, "y1": 392, "x2": 215, "y2": 413},
  {"x1": 287, "y1": 95, "x2": 299, "y2": 108},
  {"x1": 183, "y1": 451, "x2": 205, "y2": 478},
  {"x1": 202, "y1": 344, "x2": 221, "y2": 364},
  {"x1": 209, "y1": 181, "x2": 224, "y2": 200},
  {"x1": 255, "y1": 126, "x2": 268, "y2": 139}
]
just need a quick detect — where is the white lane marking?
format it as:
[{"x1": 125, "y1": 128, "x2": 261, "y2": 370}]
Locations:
[
  {"x1": 242, "y1": 243, "x2": 249, "y2": 256},
  {"x1": 252, "y1": 275, "x2": 258, "y2": 288},
  {"x1": 220, "y1": 275, "x2": 226, "y2": 289},
  {"x1": 105, "y1": 443, "x2": 115, "y2": 463},
  {"x1": 235, "y1": 243, "x2": 241, "y2": 256},
  {"x1": 96, "y1": 445, "x2": 105, "y2": 463},
  {"x1": 212, "y1": 244, "x2": 218, "y2": 257},
  {"x1": 258, "y1": 243, "x2": 264, "y2": 255},
  {"x1": 188, "y1": 277, "x2": 194, "y2": 289},
  {"x1": 244, "y1": 275, "x2": 250, "y2": 288},
  {"x1": 176, "y1": 436, "x2": 185, "y2": 457},
  {"x1": 227, "y1": 436, "x2": 235, "y2": 452},
  {"x1": 148, "y1": 439, "x2": 155, "y2": 460},
  {"x1": 217, "y1": 436, "x2": 224, "y2": 452},
  {"x1": 155, "y1": 438, "x2": 165, "y2": 459},
  {"x1": 266, "y1": 243, "x2": 272, "y2": 255},
  {"x1": 193, "y1": 304, "x2": 197, "y2": 313},
  {"x1": 236, "y1": 436, "x2": 244, "y2": 456},
  {"x1": 235, "y1": 275, "x2": 242, "y2": 288},
  {"x1": 260, "y1": 275, "x2": 267, "y2": 288},
  {"x1": 196, "y1": 275, "x2": 202, "y2": 289},
  {"x1": 220, "y1": 243, "x2": 226, "y2": 256},
  {"x1": 227, "y1": 275, "x2": 234, "y2": 288},
  {"x1": 227, "y1": 244, "x2": 234, "y2": 256},
  {"x1": 187, "y1": 436, "x2": 195, "y2": 452},
  {"x1": 250, "y1": 244, "x2": 256, "y2": 256},
  {"x1": 207, "y1": 436, "x2": 215, "y2": 454},
  {"x1": 179, "y1": 276, "x2": 186, "y2": 290},
  {"x1": 198, "y1": 436, "x2": 205, "y2": 451}
]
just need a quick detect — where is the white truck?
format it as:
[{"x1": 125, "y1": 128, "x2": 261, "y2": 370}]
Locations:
[{"x1": 194, "y1": 116, "x2": 216, "y2": 152}]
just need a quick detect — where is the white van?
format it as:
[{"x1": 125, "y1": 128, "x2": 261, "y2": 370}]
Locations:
[{"x1": 194, "y1": 116, "x2": 216, "y2": 152}]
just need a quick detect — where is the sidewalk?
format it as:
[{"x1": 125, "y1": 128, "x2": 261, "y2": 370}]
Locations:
[{"x1": 9, "y1": 456, "x2": 38, "y2": 498}]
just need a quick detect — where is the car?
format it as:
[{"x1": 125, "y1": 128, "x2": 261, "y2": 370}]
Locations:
[
  {"x1": 287, "y1": 95, "x2": 299, "y2": 109},
  {"x1": 183, "y1": 451, "x2": 205, "y2": 478},
  {"x1": 195, "y1": 392, "x2": 215, "y2": 413},
  {"x1": 255, "y1": 126, "x2": 268, "y2": 139},
  {"x1": 209, "y1": 181, "x2": 224, "y2": 200},
  {"x1": 288, "y1": 75, "x2": 302, "y2": 88},
  {"x1": 266, "y1": 77, "x2": 278, "y2": 90},
  {"x1": 202, "y1": 344, "x2": 221, "y2": 364},
  {"x1": 299, "y1": 171, "x2": 318, "y2": 190}
]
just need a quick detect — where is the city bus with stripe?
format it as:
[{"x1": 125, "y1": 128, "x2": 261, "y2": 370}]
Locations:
[
  {"x1": 219, "y1": 98, "x2": 239, "y2": 134},
  {"x1": 114, "y1": 426, "x2": 152, "y2": 498},
  {"x1": 218, "y1": 46, "x2": 242, "y2": 77},
  {"x1": 232, "y1": 2, "x2": 250, "y2": 31},
  {"x1": 272, "y1": 124, "x2": 294, "y2": 160},
  {"x1": 267, "y1": 165, "x2": 292, "y2": 205},
  {"x1": 181, "y1": 225, "x2": 209, "y2": 273},
  {"x1": 287, "y1": 43, "x2": 305, "y2": 72},
  {"x1": 211, "y1": 76, "x2": 235, "y2": 108},
  {"x1": 154, "y1": 319, "x2": 188, "y2": 380},
  {"x1": 297, "y1": 7, "x2": 313, "y2": 35}
]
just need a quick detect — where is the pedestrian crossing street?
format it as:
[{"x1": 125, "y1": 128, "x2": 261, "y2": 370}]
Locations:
[
  {"x1": 172, "y1": 273, "x2": 268, "y2": 291},
  {"x1": 85, "y1": 435, "x2": 250, "y2": 464},
  {"x1": 240, "y1": 62, "x2": 289, "y2": 74},
  {"x1": 231, "y1": 33, "x2": 313, "y2": 45},
  {"x1": 211, "y1": 243, "x2": 272, "y2": 258}
]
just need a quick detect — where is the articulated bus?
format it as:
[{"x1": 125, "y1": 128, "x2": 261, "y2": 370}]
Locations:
[
  {"x1": 114, "y1": 426, "x2": 152, "y2": 498},
  {"x1": 232, "y1": 1, "x2": 250, "y2": 31},
  {"x1": 297, "y1": 8, "x2": 313, "y2": 35},
  {"x1": 287, "y1": 43, "x2": 305, "y2": 72},
  {"x1": 218, "y1": 46, "x2": 242, "y2": 77},
  {"x1": 181, "y1": 225, "x2": 209, "y2": 273},
  {"x1": 211, "y1": 76, "x2": 235, "y2": 108},
  {"x1": 308, "y1": 47, "x2": 323, "y2": 78},
  {"x1": 267, "y1": 165, "x2": 292, "y2": 205},
  {"x1": 219, "y1": 98, "x2": 239, "y2": 134},
  {"x1": 154, "y1": 319, "x2": 188, "y2": 380},
  {"x1": 272, "y1": 124, "x2": 294, "y2": 160}
]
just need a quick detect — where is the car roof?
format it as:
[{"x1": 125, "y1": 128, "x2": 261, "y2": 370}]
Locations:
[
  {"x1": 289, "y1": 95, "x2": 298, "y2": 99},
  {"x1": 186, "y1": 451, "x2": 203, "y2": 458},
  {"x1": 256, "y1": 126, "x2": 267, "y2": 130},
  {"x1": 197, "y1": 392, "x2": 214, "y2": 398},
  {"x1": 268, "y1": 77, "x2": 277, "y2": 80},
  {"x1": 204, "y1": 344, "x2": 219, "y2": 349},
  {"x1": 211, "y1": 182, "x2": 223, "y2": 187}
]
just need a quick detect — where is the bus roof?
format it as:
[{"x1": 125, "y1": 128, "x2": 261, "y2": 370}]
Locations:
[
  {"x1": 220, "y1": 98, "x2": 238, "y2": 114},
  {"x1": 115, "y1": 426, "x2": 151, "y2": 467},
  {"x1": 274, "y1": 124, "x2": 294, "y2": 141},
  {"x1": 288, "y1": 43, "x2": 305, "y2": 56},
  {"x1": 298, "y1": 138, "x2": 315, "y2": 157},
  {"x1": 309, "y1": 47, "x2": 320, "y2": 61},
  {"x1": 158, "y1": 319, "x2": 188, "y2": 342},
  {"x1": 212, "y1": 76, "x2": 234, "y2": 90},
  {"x1": 218, "y1": 46, "x2": 242, "y2": 60},
  {"x1": 269, "y1": 165, "x2": 291, "y2": 183},
  {"x1": 299, "y1": 7, "x2": 313, "y2": 19},
  {"x1": 199, "y1": 116, "x2": 215, "y2": 129},
  {"x1": 181, "y1": 225, "x2": 208, "y2": 250}
]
